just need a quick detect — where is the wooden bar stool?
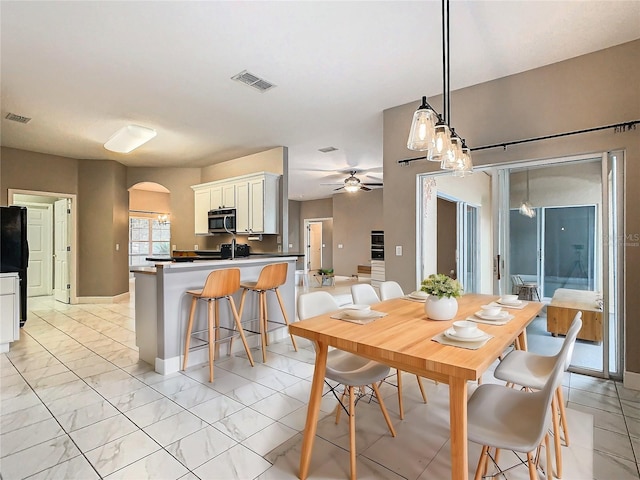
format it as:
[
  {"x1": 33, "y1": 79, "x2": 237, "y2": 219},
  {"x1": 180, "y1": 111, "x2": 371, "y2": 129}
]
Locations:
[
  {"x1": 182, "y1": 268, "x2": 254, "y2": 382},
  {"x1": 238, "y1": 263, "x2": 297, "y2": 363}
]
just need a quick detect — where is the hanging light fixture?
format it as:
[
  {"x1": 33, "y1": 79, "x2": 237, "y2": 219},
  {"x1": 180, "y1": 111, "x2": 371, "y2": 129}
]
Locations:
[
  {"x1": 519, "y1": 170, "x2": 536, "y2": 218},
  {"x1": 406, "y1": 0, "x2": 473, "y2": 174}
]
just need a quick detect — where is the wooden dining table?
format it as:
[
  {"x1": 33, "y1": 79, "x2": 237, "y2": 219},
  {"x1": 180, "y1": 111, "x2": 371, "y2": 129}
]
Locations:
[{"x1": 289, "y1": 293, "x2": 543, "y2": 480}]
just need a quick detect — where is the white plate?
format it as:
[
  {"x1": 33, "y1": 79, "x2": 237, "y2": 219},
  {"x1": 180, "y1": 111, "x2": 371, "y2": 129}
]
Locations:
[
  {"x1": 444, "y1": 327, "x2": 487, "y2": 342},
  {"x1": 498, "y1": 299, "x2": 522, "y2": 307},
  {"x1": 474, "y1": 310, "x2": 510, "y2": 321}
]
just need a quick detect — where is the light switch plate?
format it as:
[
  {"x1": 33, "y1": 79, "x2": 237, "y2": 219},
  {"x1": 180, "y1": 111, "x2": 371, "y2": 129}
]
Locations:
[
  {"x1": 396, "y1": 246, "x2": 403, "y2": 256},
  {"x1": 338, "y1": 244, "x2": 343, "y2": 249}
]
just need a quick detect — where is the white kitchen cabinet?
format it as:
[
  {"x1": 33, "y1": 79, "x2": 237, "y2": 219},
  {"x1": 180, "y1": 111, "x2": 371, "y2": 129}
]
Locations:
[
  {"x1": 235, "y1": 173, "x2": 279, "y2": 234},
  {"x1": 210, "y1": 183, "x2": 236, "y2": 210},
  {"x1": 371, "y1": 260, "x2": 385, "y2": 289},
  {"x1": 0, "y1": 273, "x2": 20, "y2": 353},
  {"x1": 193, "y1": 188, "x2": 211, "y2": 235}
]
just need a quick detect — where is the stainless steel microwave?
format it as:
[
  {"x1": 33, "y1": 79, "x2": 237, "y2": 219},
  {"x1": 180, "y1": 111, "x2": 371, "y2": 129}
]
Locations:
[{"x1": 208, "y1": 208, "x2": 236, "y2": 234}]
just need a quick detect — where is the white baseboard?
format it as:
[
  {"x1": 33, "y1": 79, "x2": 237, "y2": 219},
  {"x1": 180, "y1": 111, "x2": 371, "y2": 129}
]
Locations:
[
  {"x1": 623, "y1": 370, "x2": 640, "y2": 391},
  {"x1": 77, "y1": 292, "x2": 130, "y2": 304},
  {"x1": 153, "y1": 326, "x2": 291, "y2": 375}
]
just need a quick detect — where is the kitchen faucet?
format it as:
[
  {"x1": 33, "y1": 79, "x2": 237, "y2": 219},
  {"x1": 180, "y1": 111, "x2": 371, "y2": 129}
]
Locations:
[{"x1": 223, "y1": 215, "x2": 236, "y2": 260}]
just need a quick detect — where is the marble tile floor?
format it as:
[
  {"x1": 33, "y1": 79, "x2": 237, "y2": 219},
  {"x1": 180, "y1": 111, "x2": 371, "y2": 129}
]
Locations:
[{"x1": 1, "y1": 294, "x2": 639, "y2": 479}]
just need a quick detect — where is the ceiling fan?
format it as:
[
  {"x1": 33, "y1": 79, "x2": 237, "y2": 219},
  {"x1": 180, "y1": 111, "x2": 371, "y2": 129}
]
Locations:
[{"x1": 327, "y1": 170, "x2": 383, "y2": 192}]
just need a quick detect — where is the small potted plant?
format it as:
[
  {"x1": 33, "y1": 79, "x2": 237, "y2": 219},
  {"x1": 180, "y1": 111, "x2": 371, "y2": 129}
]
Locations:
[
  {"x1": 317, "y1": 268, "x2": 334, "y2": 286},
  {"x1": 420, "y1": 273, "x2": 462, "y2": 320}
]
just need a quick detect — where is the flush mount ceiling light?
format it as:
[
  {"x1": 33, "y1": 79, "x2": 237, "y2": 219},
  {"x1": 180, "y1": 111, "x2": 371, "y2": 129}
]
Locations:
[
  {"x1": 104, "y1": 125, "x2": 157, "y2": 153},
  {"x1": 406, "y1": 0, "x2": 473, "y2": 176}
]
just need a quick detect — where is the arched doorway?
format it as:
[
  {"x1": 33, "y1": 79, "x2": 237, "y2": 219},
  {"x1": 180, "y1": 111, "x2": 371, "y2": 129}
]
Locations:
[{"x1": 128, "y1": 182, "x2": 172, "y2": 266}]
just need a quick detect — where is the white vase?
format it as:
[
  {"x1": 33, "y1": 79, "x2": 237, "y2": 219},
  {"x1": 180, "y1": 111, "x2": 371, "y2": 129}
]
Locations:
[{"x1": 424, "y1": 295, "x2": 458, "y2": 321}]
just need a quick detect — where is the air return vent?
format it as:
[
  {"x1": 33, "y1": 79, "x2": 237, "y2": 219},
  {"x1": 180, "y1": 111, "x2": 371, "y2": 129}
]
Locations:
[
  {"x1": 318, "y1": 146, "x2": 338, "y2": 153},
  {"x1": 231, "y1": 70, "x2": 276, "y2": 92},
  {"x1": 5, "y1": 112, "x2": 31, "y2": 124}
]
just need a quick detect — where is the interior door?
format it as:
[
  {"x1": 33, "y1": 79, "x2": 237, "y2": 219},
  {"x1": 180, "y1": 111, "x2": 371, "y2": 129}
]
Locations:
[
  {"x1": 24, "y1": 204, "x2": 52, "y2": 296},
  {"x1": 307, "y1": 222, "x2": 322, "y2": 271},
  {"x1": 53, "y1": 199, "x2": 70, "y2": 304}
]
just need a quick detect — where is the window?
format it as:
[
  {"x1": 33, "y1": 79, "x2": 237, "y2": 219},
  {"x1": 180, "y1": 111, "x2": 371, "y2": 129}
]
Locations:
[{"x1": 129, "y1": 217, "x2": 170, "y2": 266}]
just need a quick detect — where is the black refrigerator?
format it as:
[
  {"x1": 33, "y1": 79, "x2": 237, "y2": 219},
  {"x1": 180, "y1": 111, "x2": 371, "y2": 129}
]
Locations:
[{"x1": 1, "y1": 206, "x2": 29, "y2": 326}]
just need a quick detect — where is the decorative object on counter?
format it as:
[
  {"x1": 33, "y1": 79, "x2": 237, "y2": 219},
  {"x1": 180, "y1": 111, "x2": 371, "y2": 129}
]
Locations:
[
  {"x1": 421, "y1": 273, "x2": 462, "y2": 320},
  {"x1": 157, "y1": 213, "x2": 169, "y2": 224}
]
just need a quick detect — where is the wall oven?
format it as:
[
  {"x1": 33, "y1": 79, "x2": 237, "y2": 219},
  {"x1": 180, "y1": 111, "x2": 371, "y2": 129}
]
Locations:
[{"x1": 208, "y1": 208, "x2": 236, "y2": 234}]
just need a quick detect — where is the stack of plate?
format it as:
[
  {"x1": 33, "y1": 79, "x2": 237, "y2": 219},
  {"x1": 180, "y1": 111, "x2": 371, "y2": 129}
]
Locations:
[
  {"x1": 443, "y1": 327, "x2": 489, "y2": 342},
  {"x1": 474, "y1": 310, "x2": 511, "y2": 321}
]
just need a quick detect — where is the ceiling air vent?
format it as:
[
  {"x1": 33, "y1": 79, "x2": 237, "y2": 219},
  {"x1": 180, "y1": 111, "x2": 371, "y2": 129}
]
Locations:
[
  {"x1": 318, "y1": 146, "x2": 338, "y2": 153},
  {"x1": 5, "y1": 112, "x2": 31, "y2": 124},
  {"x1": 231, "y1": 70, "x2": 276, "y2": 92}
]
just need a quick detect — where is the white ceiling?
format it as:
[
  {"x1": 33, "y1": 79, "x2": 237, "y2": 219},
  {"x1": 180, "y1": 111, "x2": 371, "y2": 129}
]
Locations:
[{"x1": 2, "y1": 1, "x2": 638, "y2": 200}]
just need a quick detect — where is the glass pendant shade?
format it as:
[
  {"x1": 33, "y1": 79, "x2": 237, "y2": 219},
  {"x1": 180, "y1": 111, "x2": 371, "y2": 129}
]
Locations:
[
  {"x1": 407, "y1": 104, "x2": 436, "y2": 153},
  {"x1": 440, "y1": 132, "x2": 461, "y2": 170},
  {"x1": 431, "y1": 123, "x2": 452, "y2": 162}
]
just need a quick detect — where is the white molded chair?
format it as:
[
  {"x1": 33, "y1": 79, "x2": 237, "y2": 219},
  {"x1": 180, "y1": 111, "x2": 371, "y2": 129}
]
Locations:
[
  {"x1": 468, "y1": 314, "x2": 582, "y2": 480},
  {"x1": 379, "y1": 281, "x2": 405, "y2": 301},
  {"x1": 493, "y1": 311, "x2": 583, "y2": 479},
  {"x1": 351, "y1": 282, "x2": 428, "y2": 419},
  {"x1": 297, "y1": 291, "x2": 396, "y2": 479}
]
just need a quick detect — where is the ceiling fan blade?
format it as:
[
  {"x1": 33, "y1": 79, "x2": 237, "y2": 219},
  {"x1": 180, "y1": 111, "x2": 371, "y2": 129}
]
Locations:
[
  {"x1": 360, "y1": 185, "x2": 372, "y2": 191},
  {"x1": 362, "y1": 182, "x2": 383, "y2": 187},
  {"x1": 334, "y1": 186, "x2": 345, "y2": 191}
]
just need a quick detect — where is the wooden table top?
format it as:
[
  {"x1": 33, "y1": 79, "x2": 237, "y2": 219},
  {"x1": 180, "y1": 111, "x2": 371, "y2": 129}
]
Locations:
[{"x1": 290, "y1": 293, "x2": 543, "y2": 383}]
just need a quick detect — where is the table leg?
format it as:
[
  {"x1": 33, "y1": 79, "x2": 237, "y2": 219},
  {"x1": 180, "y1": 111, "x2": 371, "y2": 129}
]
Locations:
[
  {"x1": 517, "y1": 328, "x2": 529, "y2": 351},
  {"x1": 449, "y1": 376, "x2": 469, "y2": 480},
  {"x1": 299, "y1": 341, "x2": 328, "y2": 480}
]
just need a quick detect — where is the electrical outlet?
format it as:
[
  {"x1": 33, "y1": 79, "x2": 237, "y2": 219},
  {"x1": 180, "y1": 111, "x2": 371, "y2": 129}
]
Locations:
[
  {"x1": 194, "y1": 244, "x2": 199, "y2": 250},
  {"x1": 338, "y1": 244, "x2": 343, "y2": 249},
  {"x1": 172, "y1": 245, "x2": 176, "y2": 251},
  {"x1": 288, "y1": 243, "x2": 293, "y2": 248},
  {"x1": 277, "y1": 244, "x2": 282, "y2": 252},
  {"x1": 115, "y1": 243, "x2": 120, "y2": 251}
]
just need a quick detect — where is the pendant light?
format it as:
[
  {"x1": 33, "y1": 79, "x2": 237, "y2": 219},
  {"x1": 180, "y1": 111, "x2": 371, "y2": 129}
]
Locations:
[
  {"x1": 519, "y1": 170, "x2": 536, "y2": 218},
  {"x1": 406, "y1": 0, "x2": 473, "y2": 174}
]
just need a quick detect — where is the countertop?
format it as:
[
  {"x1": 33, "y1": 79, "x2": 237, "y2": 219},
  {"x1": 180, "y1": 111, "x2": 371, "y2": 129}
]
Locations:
[
  {"x1": 145, "y1": 251, "x2": 304, "y2": 262},
  {"x1": 132, "y1": 255, "x2": 300, "y2": 274}
]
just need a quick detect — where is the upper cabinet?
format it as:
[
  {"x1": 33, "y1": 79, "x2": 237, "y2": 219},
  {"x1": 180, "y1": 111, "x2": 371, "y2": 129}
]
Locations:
[{"x1": 192, "y1": 172, "x2": 280, "y2": 235}]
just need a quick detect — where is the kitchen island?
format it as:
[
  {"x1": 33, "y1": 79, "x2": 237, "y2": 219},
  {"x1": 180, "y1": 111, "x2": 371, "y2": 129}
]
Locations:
[{"x1": 131, "y1": 256, "x2": 298, "y2": 375}]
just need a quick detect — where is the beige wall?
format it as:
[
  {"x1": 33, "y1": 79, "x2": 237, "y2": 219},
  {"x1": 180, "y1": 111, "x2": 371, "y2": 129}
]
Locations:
[
  {"x1": 127, "y1": 167, "x2": 202, "y2": 252},
  {"x1": 333, "y1": 189, "x2": 383, "y2": 277},
  {"x1": 383, "y1": 40, "x2": 640, "y2": 374},
  {"x1": 1, "y1": 147, "x2": 78, "y2": 203},
  {"x1": 129, "y1": 189, "x2": 171, "y2": 214}
]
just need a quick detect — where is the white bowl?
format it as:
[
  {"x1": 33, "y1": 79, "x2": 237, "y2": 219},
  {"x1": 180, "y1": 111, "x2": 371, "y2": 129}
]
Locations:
[
  {"x1": 342, "y1": 304, "x2": 371, "y2": 319},
  {"x1": 480, "y1": 305, "x2": 502, "y2": 317},
  {"x1": 452, "y1": 320, "x2": 479, "y2": 338},
  {"x1": 410, "y1": 291, "x2": 429, "y2": 299},
  {"x1": 500, "y1": 295, "x2": 519, "y2": 304}
]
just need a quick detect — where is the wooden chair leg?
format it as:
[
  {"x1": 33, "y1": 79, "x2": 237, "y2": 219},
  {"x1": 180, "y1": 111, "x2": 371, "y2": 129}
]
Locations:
[
  {"x1": 551, "y1": 393, "x2": 563, "y2": 479},
  {"x1": 259, "y1": 292, "x2": 267, "y2": 363},
  {"x1": 262, "y1": 291, "x2": 270, "y2": 347},
  {"x1": 526, "y1": 452, "x2": 537, "y2": 480},
  {"x1": 348, "y1": 386, "x2": 356, "y2": 480},
  {"x1": 397, "y1": 369, "x2": 404, "y2": 420},
  {"x1": 336, "y1": 386, "x2": 347, "y2": 424},
  {"x1": 228, "y1": 297, "x2": 254, "y2": 367},
  {"x1": 214, "y1": 299, "x2": 220, "y2": 360},
  {"x1": 557, "y1": 386, "x2": 570, "y2": 446},
  {"x1": 416, "y1": 375, "x2": 428, "y2": 403},
  {"x1": 545, "y1": 432, "x2": 552, "y2": 480},
  {"x1": 275, "y1": 287, "x2": 298, "y2": 351},
  {"x1": 182, "y1": 296, "x2": 197, "y2": 371},
  {"x1": 474, "y1": 445, "x2": 489, "y2": 480},
  {"x1": 231, "y1": 288, "x2": 249, "y2": 355},
  {"x1": 207, "y1": 300, "x2": 215, "y2": 382},
  {"x1": 494, "y1": 447, "x2": 501, "y2": 465},
  {"x1": 371, "y1": 382, "x2": 396, "y2": 437}
]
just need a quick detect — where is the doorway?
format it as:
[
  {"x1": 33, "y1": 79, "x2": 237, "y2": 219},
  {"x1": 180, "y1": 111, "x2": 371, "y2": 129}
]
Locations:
[
  {"x1": 303, "y1": 218, "x2": 332, "y2": 274},
  {"x1": 9, "y1": 190, "x2": 75, "y2": 304}
]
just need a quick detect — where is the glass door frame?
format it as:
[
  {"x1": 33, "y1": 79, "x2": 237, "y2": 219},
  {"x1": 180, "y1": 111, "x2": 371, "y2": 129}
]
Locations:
[{"x1": 492, "y1": 152, "x2": 624, "y2": 380}]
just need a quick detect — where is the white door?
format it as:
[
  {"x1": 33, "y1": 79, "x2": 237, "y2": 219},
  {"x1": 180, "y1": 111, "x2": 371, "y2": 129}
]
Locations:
[
  {"x1": 54, "y1": 199, "x2": 70, "y2": 304},
  {"x1": 24, "y1": 205, "x2": 53, "y2": 296}
]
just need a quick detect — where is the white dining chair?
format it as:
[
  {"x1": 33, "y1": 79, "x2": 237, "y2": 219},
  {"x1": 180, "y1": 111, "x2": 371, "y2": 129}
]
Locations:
[
  {"x1": 297, "y1": 291, "x2": 396, "y2": 480},
  {"x1": 378, "y1": 281, "x2": 405, "y2": 301},
  {"x1": 468, "y1": 314, "x2": 582, "y2": 480},
  {"x1": 351, "y1": 282, "x2": 428, "y2": 419},
  {"x1": 493, "y1": 311, "x2": 583, "y2": 479}
]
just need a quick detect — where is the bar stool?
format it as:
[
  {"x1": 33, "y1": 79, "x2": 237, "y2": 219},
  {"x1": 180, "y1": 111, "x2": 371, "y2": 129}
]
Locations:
[
  {"x1": 182, "y1": 268, "x2": 254, "y2": 382},
  {"x1": 238, "y1": 263, "x2": 298, "y2": 363}
]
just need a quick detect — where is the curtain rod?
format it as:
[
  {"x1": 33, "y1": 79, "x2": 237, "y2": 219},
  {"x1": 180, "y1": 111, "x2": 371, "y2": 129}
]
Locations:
[{"x1": 398, "y1": 120, "x2": 639, "y2": 165}]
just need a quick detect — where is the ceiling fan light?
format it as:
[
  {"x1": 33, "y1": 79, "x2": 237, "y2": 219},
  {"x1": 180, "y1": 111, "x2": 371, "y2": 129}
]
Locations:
[
  {"x1": 104, "y1": 124, "x2": 157, "y2": 153},
  {"x1": 344, "y1": 184, "x2": 360, "y2": 193}
]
